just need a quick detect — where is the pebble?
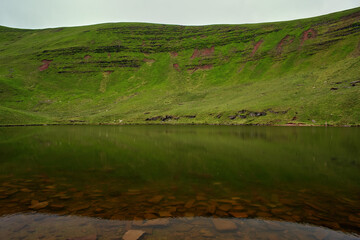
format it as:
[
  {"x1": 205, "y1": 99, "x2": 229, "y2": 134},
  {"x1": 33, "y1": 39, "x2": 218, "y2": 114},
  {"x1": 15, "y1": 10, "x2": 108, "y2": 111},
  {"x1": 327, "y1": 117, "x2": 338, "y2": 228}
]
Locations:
[{"x1": 122, "y1": 230, "x2": 145, "y2": 240}]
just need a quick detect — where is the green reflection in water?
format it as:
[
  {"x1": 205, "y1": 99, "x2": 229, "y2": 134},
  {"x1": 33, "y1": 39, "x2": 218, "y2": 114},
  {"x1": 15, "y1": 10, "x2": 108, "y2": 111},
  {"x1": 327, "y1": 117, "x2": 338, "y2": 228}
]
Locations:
[{"x1": 0, "y1": 125, "x2": 359, "y2": 234}]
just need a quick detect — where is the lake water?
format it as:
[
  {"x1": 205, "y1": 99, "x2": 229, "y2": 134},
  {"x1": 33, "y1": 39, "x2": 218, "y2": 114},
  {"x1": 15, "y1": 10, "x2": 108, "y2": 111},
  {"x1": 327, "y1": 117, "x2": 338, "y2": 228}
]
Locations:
[{"x1": 0, "y1": 125, "x2": 359, "y2": 239}]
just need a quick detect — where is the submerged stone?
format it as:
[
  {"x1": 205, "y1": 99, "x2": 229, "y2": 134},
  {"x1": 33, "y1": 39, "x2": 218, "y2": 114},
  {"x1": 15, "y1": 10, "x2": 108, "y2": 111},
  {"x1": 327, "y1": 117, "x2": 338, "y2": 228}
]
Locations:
[
  {"x1": 29, "y1": 200, "x2": 48, "y2": 210},
  {"x1": 122, "y1": 230, "x2": 145, "y2": 240}
]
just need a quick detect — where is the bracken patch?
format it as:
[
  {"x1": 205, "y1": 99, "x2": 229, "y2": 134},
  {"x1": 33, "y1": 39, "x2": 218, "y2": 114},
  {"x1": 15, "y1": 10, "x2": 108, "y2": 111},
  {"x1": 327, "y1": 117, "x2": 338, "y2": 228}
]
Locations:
[
  {"x1": 251, "y1": 40, "x2": 264, "y2": 57},
  {"x1": 191, "y1": 46, "x2": 215, "y2": 59},
  {"x1": 301, "y1": 29, "x2": 317, "y2": 46},
  {"x1": 39, "y1": 60, "x2": 52, "y2": 71}
]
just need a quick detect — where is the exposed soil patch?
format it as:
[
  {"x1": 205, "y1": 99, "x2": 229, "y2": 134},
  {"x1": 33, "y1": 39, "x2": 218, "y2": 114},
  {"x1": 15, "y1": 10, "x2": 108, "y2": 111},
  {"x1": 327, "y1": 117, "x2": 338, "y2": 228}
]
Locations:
[
  {"x1": 227, "y1": 109, "x2": 288, "y2": 120},
  {"x1": 301, "y1": 29, "x2": 317, "y2": 46},
  {"x1": 39, "y1": 60, "x2": 52, "y2": 71},
  {"x1": 84, "y1": 55, "x2": 92, "y2": 60},
  {"x1": 145, "y1": 115, "x2": 179, "y2": 121},
  {"x1": 228, "y1": 110, "x2": 267, "y2": 120},
  {"x1": 251, "y1": 40, "x2": 264, "y2": 57},
  {"x1": 191, "y1": 46, "x2": 215, "y2": 59},
  {"x1": 173, "y1": 63, "x2": 180, "y2": 72},
  {"x1": 277, "y1": 35, "x2": 295, "y2": 54},
  {"x1": 80, "y1": 60, "x2": 141, "y2": 68},
  {"x1": 170, "y1": 52, "x2": 178, "y2": 57}
]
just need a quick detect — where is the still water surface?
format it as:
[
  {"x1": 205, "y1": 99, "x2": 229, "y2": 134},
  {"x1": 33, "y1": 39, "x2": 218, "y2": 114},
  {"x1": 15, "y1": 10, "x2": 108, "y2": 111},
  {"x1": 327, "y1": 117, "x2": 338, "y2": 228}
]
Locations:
[{"x1": 0, "y1": 125, "x2": 359, "y2": 239}]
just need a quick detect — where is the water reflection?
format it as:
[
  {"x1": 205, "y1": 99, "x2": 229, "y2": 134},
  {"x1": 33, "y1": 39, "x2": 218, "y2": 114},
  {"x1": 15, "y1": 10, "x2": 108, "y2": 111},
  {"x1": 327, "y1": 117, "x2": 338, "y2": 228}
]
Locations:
[{"x1": 0, "y1": 125, "x2": 359, "y2": 238}]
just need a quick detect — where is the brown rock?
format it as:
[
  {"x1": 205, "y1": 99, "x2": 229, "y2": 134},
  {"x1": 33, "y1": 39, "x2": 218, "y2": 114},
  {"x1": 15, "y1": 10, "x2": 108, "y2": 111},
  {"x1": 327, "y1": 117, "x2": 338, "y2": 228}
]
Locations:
[
  {"x1": 229, "y1": 212, "x2": 248, "y2": 218},
  {"x1": 218, "y1": 204, "x2": 232, "y2": 212},
  {"x1": 29, "y1": 200, "x2": 48, "y2": 210},
  {"x1": 148, "y1": 195, "x2": 164, "y2": 204},
  {"x1": 185, "y1": 199, "x2": 195, "y2": 208},
  {"x1": 232, "y1": 205, "x2": 244, "y2": 211},
  {"x1": 349, "y1": 214, "x2": 360, "y2": 222},
  {"x1": 72, "y1": 204, "x2": 90, "y2": 212},
  {"x1": 166, "y1": 207, "x2": 177, "y2": 212},
  {"x1": 215, "y1": 210, "x2": 229, "y2": 217},
  {"x1": 94, "y1": 208, "x2": 104, "y2": 213},
  {"x1": 257, "y1": 212, "x2": 272, "y2": 218},
  {"x1": 144, "y1": 213, "x2": 158, "y2": 219},
  {"x1": 212, "y1": 218, "x2": 238, "y2": 232},
  {"x1": 196, "y1": 195, "x2": 207, "y2": 201},
  {"x1": 122, "y1": 230, "x2": 145, "y2": 240},
  {"x1": 159, "y1": 211, "x2": 172, "y2": 217},
  {"x1": 50, "y1": 204, "x2": 65, "y2": 210},
  {"x1": 207, "y1": 203, "x2": 217, "y2": 214},
  {"x1": 184, "y1": 212, "x2": 195, "y2": 218},
  {"x1": 20, "y1": 188, "x2": 32, "y2": 193}
]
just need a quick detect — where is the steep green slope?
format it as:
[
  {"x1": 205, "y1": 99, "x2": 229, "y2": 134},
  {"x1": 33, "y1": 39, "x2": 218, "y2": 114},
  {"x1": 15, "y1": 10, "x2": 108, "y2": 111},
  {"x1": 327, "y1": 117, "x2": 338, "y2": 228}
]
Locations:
[{"x1": 0, "y1": 8, "x2": 359, "y2": 126}]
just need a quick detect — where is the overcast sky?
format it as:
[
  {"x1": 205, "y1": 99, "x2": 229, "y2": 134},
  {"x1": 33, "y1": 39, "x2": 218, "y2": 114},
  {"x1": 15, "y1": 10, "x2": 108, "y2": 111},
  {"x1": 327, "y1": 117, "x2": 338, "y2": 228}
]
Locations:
[{"x1": 1, "y1": 0, "x2": 359, "y2": 29}]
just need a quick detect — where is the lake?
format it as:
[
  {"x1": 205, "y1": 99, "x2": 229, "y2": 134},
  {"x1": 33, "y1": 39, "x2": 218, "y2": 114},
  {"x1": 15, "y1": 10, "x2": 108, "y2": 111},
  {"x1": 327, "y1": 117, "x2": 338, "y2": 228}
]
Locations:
[{"x1": 0, "y1": 125, "x2": 359, "y2": 239}]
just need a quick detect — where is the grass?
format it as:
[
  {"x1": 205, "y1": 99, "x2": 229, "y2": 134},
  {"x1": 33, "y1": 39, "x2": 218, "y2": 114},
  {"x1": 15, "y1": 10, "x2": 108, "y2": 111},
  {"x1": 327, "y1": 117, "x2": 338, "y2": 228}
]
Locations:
[{"x1": 0, "y1": 7, "x2": 359, "y2": 126}]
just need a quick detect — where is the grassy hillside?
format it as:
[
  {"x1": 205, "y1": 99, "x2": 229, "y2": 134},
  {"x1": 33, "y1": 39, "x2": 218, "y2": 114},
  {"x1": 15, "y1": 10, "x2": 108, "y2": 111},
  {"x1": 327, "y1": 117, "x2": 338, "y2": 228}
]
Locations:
[{"x1": 0, "y1": 8, "x2": 360, "y2": 126}]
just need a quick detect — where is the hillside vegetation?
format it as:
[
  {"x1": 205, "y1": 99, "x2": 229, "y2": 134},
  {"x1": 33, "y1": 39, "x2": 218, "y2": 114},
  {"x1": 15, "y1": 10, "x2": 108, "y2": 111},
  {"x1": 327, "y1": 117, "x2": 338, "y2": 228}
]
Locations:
[{"x1": 0, "y1": 8, "x2": 359, "y2": 126}]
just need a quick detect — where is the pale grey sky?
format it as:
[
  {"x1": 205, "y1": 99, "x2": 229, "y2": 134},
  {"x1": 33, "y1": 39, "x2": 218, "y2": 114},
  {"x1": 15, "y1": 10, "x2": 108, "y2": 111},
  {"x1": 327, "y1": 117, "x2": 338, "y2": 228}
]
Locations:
[{"x1": 0, "y1": 0, "x2": 359, "y2": 29}]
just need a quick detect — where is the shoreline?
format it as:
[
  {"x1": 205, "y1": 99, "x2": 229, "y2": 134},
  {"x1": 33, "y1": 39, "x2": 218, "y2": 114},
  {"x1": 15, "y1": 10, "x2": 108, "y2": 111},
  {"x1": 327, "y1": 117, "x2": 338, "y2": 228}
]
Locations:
[{"x1": 0, "y1": 122, "x2": 358, "y2": 128}]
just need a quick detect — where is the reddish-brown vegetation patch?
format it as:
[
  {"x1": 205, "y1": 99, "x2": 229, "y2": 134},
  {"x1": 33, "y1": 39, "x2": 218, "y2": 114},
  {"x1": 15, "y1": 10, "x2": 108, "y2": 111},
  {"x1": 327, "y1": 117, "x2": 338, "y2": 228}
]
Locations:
[
  {"x1": 301, "y1": 29, "x2": 317, "y2": 45},
  {"x1": 173, "y1": 63, "x2": 180, "y2": 72},
  {"x1": 277, "y1": 35, "x2": 295, "y2": 54},
  {"x1": 38, "y1": 60, "x2": 52, "y2": 71},
  {"x1": 188, "y1": 64, "x2": 213, "y2": 73},
  {"x1": 191, "y1": 46, "x2": 215, "y2": 59},
  {"x1": 170, "y1": 52, "x2": 178, "y2": 57},
  {"x1": 84, "y1": 55, "x2": 92, "y2": 60},
  {"x1": 251, "y1": 40, "x2": 264, "y2": 57}
]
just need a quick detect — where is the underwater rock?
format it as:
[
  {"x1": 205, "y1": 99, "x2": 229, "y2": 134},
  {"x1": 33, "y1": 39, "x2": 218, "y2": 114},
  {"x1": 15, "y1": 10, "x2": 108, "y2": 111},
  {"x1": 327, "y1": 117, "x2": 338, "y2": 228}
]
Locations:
[
  {"x1": 212, "y1": 218, "x2": 238, "y2": 232},
  {"x1": 122, "y1": 230, "x2": 145, "y2": 240}
]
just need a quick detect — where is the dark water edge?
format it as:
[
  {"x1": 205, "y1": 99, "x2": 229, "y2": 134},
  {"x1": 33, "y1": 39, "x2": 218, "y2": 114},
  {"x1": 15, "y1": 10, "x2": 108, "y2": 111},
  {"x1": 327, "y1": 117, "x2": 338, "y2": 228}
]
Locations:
[{"x1": 0, "y1": 125, "x2": 359, "y2": 239}]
